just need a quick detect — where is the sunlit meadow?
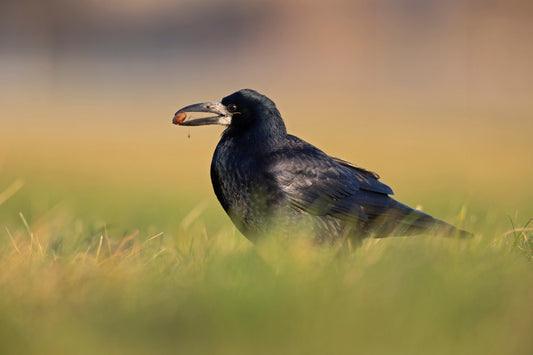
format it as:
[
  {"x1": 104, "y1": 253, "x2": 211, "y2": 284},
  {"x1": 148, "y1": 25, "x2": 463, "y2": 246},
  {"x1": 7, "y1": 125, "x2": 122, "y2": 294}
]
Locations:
[{"x1": 1, "y1": 1, "x2": 533, "y2": 354}]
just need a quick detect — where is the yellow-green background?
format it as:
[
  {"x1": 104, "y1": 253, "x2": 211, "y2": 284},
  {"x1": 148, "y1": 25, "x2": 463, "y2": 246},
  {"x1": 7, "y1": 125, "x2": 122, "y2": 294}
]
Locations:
[{"x1": 1, "y1": 1, "x2": 532, "y2": 354}]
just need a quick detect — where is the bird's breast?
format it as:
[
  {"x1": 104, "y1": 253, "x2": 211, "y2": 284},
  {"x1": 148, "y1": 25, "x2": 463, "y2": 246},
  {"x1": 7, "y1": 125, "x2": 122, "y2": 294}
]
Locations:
[{"x1": 210, "y1": 140, "x2": 285, "y2": 236}]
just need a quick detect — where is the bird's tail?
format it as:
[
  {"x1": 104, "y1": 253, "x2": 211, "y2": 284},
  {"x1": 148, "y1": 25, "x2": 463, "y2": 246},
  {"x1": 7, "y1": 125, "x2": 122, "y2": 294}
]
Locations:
[{"x1": 370, "y1": 200, "x2": 473, "y2": 238}]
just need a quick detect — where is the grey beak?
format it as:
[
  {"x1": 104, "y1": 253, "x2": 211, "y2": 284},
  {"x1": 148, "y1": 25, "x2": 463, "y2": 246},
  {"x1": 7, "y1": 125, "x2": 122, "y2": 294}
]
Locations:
[{"x1": 173, "y1": 102, "x2": 232, "y2": 126}]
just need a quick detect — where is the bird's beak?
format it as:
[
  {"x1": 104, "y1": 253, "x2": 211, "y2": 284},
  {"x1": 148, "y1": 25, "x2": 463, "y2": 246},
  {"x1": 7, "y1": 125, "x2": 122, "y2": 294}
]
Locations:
[{"x1": 173, "y1": 102, "x2": 232, "y2": 126}]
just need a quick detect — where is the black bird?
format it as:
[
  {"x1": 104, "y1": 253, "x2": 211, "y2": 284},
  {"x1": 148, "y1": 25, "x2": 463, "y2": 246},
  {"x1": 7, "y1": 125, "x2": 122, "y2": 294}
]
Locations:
[{"x1": 173, "y1": 89, "x2": 470, "y2": 244}]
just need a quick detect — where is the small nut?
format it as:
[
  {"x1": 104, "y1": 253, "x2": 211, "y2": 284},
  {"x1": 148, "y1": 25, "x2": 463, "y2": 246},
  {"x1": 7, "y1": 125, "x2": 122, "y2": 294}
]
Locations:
[{"x1": 173, "y1": 112, "x2": 187, "y2": 125}]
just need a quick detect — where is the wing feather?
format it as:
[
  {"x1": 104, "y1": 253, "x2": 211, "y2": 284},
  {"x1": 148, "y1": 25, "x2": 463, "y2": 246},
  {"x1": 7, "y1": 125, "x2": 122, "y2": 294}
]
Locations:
[{"x1": 266, "y1": 135, "x2": 394, "y2": 223}]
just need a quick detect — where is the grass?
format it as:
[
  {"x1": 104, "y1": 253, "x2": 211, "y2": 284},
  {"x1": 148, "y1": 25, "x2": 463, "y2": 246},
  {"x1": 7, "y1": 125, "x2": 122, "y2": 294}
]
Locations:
[
  {"x1": 0, "y1": 119, "x2": 532, "y2": 354},
  {"x1": 1, "y1": 203, "x2": 532, "y2": 355}
]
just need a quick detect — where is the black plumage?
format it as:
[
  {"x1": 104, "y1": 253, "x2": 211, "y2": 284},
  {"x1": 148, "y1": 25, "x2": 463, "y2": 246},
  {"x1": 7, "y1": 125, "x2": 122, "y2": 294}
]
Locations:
[{"x1": 174, "y1": 89, "x2": 471, "y2": 244}]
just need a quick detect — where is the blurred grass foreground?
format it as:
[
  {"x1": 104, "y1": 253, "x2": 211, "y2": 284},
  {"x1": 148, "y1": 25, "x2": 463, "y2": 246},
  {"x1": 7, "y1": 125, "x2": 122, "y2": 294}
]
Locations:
[
  {"x1": 1, "y1": 0, "x2": 533, "y2": 354},
  {"x1": 0, "y1": 178, "x2": 533, "y2": 355}
]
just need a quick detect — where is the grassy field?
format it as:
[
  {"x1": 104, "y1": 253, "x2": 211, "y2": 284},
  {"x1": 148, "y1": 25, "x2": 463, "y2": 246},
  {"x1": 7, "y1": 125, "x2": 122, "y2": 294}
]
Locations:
[
  {"x1": 1, "y1": 1, "x2": 532, "y2": 353},
  {"x1": 1, "y1": 109, "x2": 532, "y2": 354}
]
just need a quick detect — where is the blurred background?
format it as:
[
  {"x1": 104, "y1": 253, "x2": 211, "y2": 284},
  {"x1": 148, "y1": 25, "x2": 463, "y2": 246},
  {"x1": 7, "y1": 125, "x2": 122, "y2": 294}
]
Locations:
[
  {"x1": 1, "y1": 3, "x2": 533, "y2": 354},
  {"x1": 1, "y1": 0, "x2": 532, "y2": 225}
]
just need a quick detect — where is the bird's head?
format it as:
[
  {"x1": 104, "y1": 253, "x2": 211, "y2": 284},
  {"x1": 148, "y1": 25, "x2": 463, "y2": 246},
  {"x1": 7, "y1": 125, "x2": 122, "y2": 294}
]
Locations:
[{"x1": 173, "y1": 89, "x2": 286, "y2": 137}]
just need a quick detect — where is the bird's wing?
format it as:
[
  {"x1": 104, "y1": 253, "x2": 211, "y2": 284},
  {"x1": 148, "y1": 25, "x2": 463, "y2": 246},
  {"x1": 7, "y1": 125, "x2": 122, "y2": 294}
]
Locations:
[
  {"x1": 266, "y1": 136, "x2": 394, "y2": 222},
  {"x1": 329, "y1": 156, "x2": 393, "y2": 195},
  {"x1": 330, "y1": 156, "x2": 381, "y2": 180}
]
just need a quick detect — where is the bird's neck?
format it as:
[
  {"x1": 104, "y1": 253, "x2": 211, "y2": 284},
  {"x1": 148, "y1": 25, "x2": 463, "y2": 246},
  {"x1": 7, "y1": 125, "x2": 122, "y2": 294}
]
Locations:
[{"x1": 224, "y1": 113, "x2": 287, "y2": 152}]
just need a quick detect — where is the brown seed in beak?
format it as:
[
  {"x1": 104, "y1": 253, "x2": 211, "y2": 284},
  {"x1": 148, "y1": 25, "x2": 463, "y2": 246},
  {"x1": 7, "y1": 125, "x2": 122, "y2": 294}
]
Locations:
[{"x1": 173, "y1": 112, "x2": 187, "y2": 125}]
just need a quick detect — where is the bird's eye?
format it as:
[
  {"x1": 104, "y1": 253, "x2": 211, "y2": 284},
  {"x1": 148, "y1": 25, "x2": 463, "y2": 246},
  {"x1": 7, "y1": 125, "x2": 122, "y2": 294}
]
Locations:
[{"x1": 227, "y1": 103, "x2": 238, "y2": 112}]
